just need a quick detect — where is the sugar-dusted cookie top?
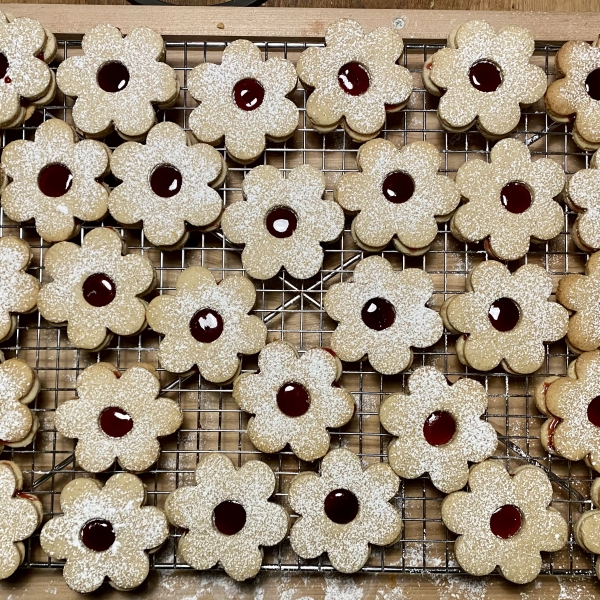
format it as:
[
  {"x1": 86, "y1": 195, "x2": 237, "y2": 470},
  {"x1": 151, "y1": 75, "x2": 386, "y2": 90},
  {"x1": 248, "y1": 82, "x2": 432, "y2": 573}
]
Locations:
[
  {"x1": 221, "y1": 164, "x2": 344, "y2": 280},
  {"x1": 56, "y1": 24, "x2": 179, "y2": 140},
  {"x1": 188, "y1": 39, "x2": 298, "y2": 164},
  {"x1": 1, "y1": 119, "x2": 110, "y2": 242},
  {"x1": 165, "y1": 453, "x2": 288, "y2": 581},
  {"x1": 574, "y1": 478, "x2": 600, "y2": 579}
]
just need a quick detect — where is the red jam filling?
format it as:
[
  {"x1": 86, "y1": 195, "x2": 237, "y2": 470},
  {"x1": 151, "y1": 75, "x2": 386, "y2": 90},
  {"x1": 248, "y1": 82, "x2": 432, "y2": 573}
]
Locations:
[
  {"x1": 38, "y1": 163, "x2": 74, "y2": 197},
  {"x1": 97, "y1": 61, "x2": 130, "y2": 93},
  {"x1": 500, "y1": 182, "x2": 532, "y2": 214},
  {"x1": 423, "y1": 410, "x2": 456, "y2": 446},
  {"x1": 488, "y1": 298, "x2": 520, "y2": 332},
  {"x1": 265, "y1": 207, "x2": 298, "y2": 239},
  {"x1": 0, "y1": 53, "x2": 8, "y2": 80},
  {"x1": 468, "y1": 60, "x2": 503, "y2": 93},
  {"x1": 213, "y1": 500, "x2": 246, "y2": 535},
  {"x1": 587, "y1": 396, "x2": 600, "y2": 427},
  {"x1": 189, "y1": 308, "x2": 224, "y2": 344},
  {"x1": 233, "y1": 78, "x2": 264, "y2": 111},
  {"x1": 338, "y1": 62, "x2": 370, "y2": 96},
  {"x1": 490, "y1": 504, "x2": 522, "y2": 539},
  {"x1": 81, "y1": 519, "x2": 115, "y2": 552},
  {"x1": 585, "y1": 68, "x2": 600, "y2": 101},
  {"x1": 150, "y1": 164, "x2": 182, "y2": 198},
  {"x1": 324, "y1": 488, "x2": 359, "y2": 524},
  {"x1": 382, "y1": 171, "x2": 415, "y2": 204},
  {"x1": 361, "y1": 297, "x2": 396, "y2": 331},
  {"x1": 276, "y1": 382, "x2": 310, "y2": 417},
  {"x1": 99, "y1": 407, "x2": 133, "y2": 438},
  {"x1": 82, "y1": 273, "x2": 116, "y2": 307}
]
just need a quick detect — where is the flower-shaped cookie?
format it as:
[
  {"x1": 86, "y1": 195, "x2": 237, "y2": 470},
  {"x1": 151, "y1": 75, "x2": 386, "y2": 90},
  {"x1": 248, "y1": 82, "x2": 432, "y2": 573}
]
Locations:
[
  {"x1": 289, "y1": 448, "x2": 401, "y2": 573},
  {"x1": 334, "y1": 139, "x2": 460, "y2": 255},
  {"x1": 55, "y1": 362, "x2": 182, "y2": 473},
  {"x1": 165, "y1": 453, "x2": 288, "y2": 581},
  {"x1": 441, "y1": 460, "x2": 568, "y2": 584},
  {"x1": 56, "y1": 24, "x2": 179, "y2": 140},
  {"x1": 1, "y1": 119, "x2": 110, "y2": 242},
  {"x1": 221, "y1": 165, "x2": 344, "y2": 280},
  {"x1": 296, "y1": 19, "x2": 412, "y2": 142},
  {"x1": 441, "y1": 261, "x2": 568, "y2": 374},
  {"x1": 109, "y1": 121, "x2": 225, "y2": 249},
  {"x1": 423, "y1": 20, "x2": 547, "y2": 138},
  {"x1": 147, "y1": 266, "x2": 266, "y2": 383},
  {"x1": 0, "y1": 461, "x2": 42, "y2": 579},
  {"x1": 38, "y1": 227, "x2": 156, "y2": 351},
  {"x1": 380, "y1": 367, "x2": 497, "y2": 493},
  {"x1": 0, "y1": 237, "x2": 39, "y2": 343},
  {"x1": 574, "y1": 478, "x2": 600, "y2": 579},
  {"x1": 233, "y1": 341, "x2": 355, "y2": 461},
  {"x1": 188, "y1": 39, "x2": 298, "y2": 164},
  {"x1": 545, "y1": 39, "x2": 600, "y2": 151},
  {"x1": 323, "y1": 255, "x2": 443, "y2": 375},
  {"x1": 451, "y1": 138, "x2": 565, "y2": 261},
  {"x1": 40, "y1": 473, "x2": 169, "y2": 593}
]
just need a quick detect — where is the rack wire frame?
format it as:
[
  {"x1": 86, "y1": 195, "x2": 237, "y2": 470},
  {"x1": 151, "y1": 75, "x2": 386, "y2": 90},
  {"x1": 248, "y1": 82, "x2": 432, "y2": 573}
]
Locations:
[{"x1": 0, "y1": 36, "x2": 597, "y2": 577}]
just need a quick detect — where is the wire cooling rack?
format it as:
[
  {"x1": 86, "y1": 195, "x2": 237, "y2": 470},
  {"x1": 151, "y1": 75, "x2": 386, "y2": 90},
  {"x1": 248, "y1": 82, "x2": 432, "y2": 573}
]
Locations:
[{"x1": 0, "y1": 37, "x2": 597, "y2": 577}]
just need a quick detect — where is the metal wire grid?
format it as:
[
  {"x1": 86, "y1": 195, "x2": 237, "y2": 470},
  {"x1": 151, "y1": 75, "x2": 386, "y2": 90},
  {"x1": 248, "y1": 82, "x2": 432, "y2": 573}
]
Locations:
[{"x1": 0, "y1": 36, "x2": 596, "y2": 577}]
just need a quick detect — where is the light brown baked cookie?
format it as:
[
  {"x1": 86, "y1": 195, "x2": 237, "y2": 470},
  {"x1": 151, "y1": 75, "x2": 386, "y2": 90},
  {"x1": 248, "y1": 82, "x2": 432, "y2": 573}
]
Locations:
[
  {"x1": 55, "y1": 362, "x2": 182, "y2": 473},
  {"x1": 40, "y1": 473, "x2": 169, "y2": 593},
  {"x1": 146, "y1": 266, "x2": 267, "y2": 383},
  {"x1": 37, "y1": 227, "x2": 156, "y2": 351},
  {"x1": 289, "y1": 448, "x2": 401, "y2": 573},
  {"x1": 441, "y1": 260, "x2": 568, "y2": 374},
  {"x1": 441, "y1": 460, "x2": 568, "y2": 584},
  {"x1": 334, "y1": 138, "x2": 460, "y2": 255},
  {"x1": 221, "y1": 164, "x2": 344, "y2": 280},
  {"x1": 379, "y1": 366, "x2": 497, "y2": 494},
  {"x1": 451, "y1": 138, "x2": 565, "y2": 261},
  {"x1": 323, "y1": 255, "x2": 443, "y2": 375},
  {"x1": 296, "y1": 19, "x2": 412, "y2": 142},
  {"x1": 1, "y1": 119, "x2": 111, "y2": 242},
  {"x1": 423, "y1": 20, "x2": 546, "y2": 138},
  {"x1": 165, "y1": 453, "x2": 288, "y2": 581},
  {"x1": 573, "y1": 478, "x2": 600, "y2": 579},
  {"x1": 56, "y1": 24, "x2": 179, "y2": 140}
]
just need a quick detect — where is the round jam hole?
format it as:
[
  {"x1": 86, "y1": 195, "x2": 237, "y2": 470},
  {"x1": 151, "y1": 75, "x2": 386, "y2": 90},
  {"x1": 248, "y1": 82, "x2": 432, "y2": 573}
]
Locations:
[
  {"x1": 99, "y1": 407, "x2": 133, "y2": 438},
  {"x1": 488, "y1": 298, "x2": 520, "y2": 332},
  {"x1": 338, "y1": 62, "x2": 370, "y2": 96},
  {"x1": 382, "y1": 171, "x2": 415, "y2": 204},
  {"x1": 585, "y1": 68, "x2": 600, "y2": 101},
  {"x1": 233, "y1": 78, "x2": 264, "y2": 111},
  {"x1": 189, "y1": 308, "x2": 224, "y2": 344},
  {"x1": 265, "y1": 207, "x2": 298, "y2": 239},
  {"x1": 213, "y1": 500, "x2": 246, "y2": 535},
  {"x1": 490, "y1": 504, "x2": 522, "y2": 539},
  {"x1": 587, "y1": 396, "x2": 600, "y2": 427},
  {"x1": 0, "y1": 53, "x2": 9, "y2": 80},
  {"x1": 150, "y1": 164, "x2": 182, "y2": 198},
  {"x1": 82, "y1": 273, "x2": 116, "y2": 308},
  {"x1": 277, "y1": 382, "x2": 310, "y2": 418},
  {"x1": 97, "y1": 61, "x2": 130, "y2": 93},
  {"x1": 38, "y1": 164, "x2": 73, "y2": 197},
  {"x1": 80, "y1": 519, "x2": 116, "y2": 552},
  {"x1": 468, "y1": 60, "x2": 503, "y2": 93},
  {"x1": 324, "y1": 489, "x2": 359, "y2": 525},
  {"x1": 361, "y1": 297, "x2": 396, "y2": 331},
  {"x1": 423, "y1": 411, "x2": 456, "y2": 446},
  {"x1": 500, "y1": 182, "x2": 532, "y2": 214}
]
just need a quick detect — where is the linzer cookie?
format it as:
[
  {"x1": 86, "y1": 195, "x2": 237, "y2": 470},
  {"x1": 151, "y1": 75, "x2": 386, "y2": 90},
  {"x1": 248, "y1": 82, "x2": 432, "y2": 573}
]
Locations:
[
  {"x1": 379, "y1": 367, "x2": 497, "y2": 494},
  {"x1": 54, "y1": 362, "x2": 182, "y2": 473},
  {"x1": 221, "y1": 165, "x2": 344, "y2": 280},
  {"x1": 37, "y1": 227, "x2": 156, "y2": 351},
  {"x1": 441, "y1": 460, "x2": 568, "y2": 584},
  {"x1": 323, "y1": 255, "x2": 443, "y2": 375},
  {"x1": 451, "y1": 138, "x2": 565, "y2": 261},
  {"x1": 109, "y1": 121, "x2": 225, "y2": 249},
  {"x1": 40, "y1": 473, "x2": 169, "y2": 593},
  {"x1": 334, "y1": 139, "x2": 460, "y2": 255},
  {"x1": 423, "y1": 20, "x2": 546, "y2": 138},
  {"x1": 296, "y1": 19, "x2": 412, "y2": 142},
  {"x1": 288, "y1": 448, "x2": 401, "y2": 573},
  {"x1": 233, "y1": 341, "x2": 355, "y2": 461},
  {"x1": 574, "y1": 478, "x2": 600, "y2": 579},
  {"x1": 146, "y1": 266, "x2": 267, "y2": 383},
  {"x1": 1, "y1": 119, "x2": 111, "y2": 242},
  {"x1": 545, "y1": 39, "x2": 600, "y2": 151},
  {"x1": 56, "y1": 24, "x2": 179, "y2": 140},
  {"x1": 187, "y1": 39, "x2": 298, "y2": 164},
  {"x1": 441, "y1": 261, "x2": 568, "y2": 374},
  {"x1": 165, "y1": 453, "x2": 288, "y2": 581}
]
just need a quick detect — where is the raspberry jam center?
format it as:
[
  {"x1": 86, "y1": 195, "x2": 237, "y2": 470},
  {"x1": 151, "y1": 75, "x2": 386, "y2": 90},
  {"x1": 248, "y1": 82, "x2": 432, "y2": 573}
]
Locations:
[
  {"x1": 276, "y1": 382, "x2": 310, "y2": 417},
  {"x1": 382, "y1": 171, "x2": 415, "y2": 204},
  {"x1": 488, "y1": 298, "x2": 520, "y2": 332},
  {"x1": 361, "y1": 297, "x2": 396, "y2": 331},
  {"x1": 189, "y1": 308, "x2": 224, "y2": 344},
  {"x1": 38, "y1": 163, "x2": 74, "y2": 197},
  {"x1": 233, "y1": 78, "x2": 264, "y2": 111},
  {"x1": 0, "y1": 53, "x2": 8, "y2": 80},
  {"x1": 150, "y1": 164, "x2": 182, "y2": 198},
  {"x1": 99, "y1": 407, "x2": 133, "y2": 438},
  {"x1": 500, "y1": 182, "x2": 532, "y2": 214},
  {"x1": 587, "y1": 396, "x2": 600, "y2": 427},
  {"x1": 338, "y1": 62, "x2": 370, "y2": 96},
  {"x1": 213, "y1": 500, "x2": 246, "y2": 535},
  {"x1": 81, "y1": 519, "x2": 115, "y2": 552},
  {"x1": 423, "y1": 410, "x2": 456, "y2": 446},
  {"x1": 490, "y1": 504, "x2": 522, "y2": 539},
  {"x1": 82, "y1": 273, "x2": 116, "y2": 308},
  {"x1": 324, "y1": 488, "x2": 359, "y2": 524},
  {"x1": 265, "y1": 207, "x2": 298, "y2": 239},
  {"x1": 585, "y1": 68, "x2": 600, "y2": 101},
  {"x1": 468, "y1": 60, "x2": 503, "y2": 93},
  {"x1": 97, "y1": 61, "x2": 130, "y2": 93}
]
